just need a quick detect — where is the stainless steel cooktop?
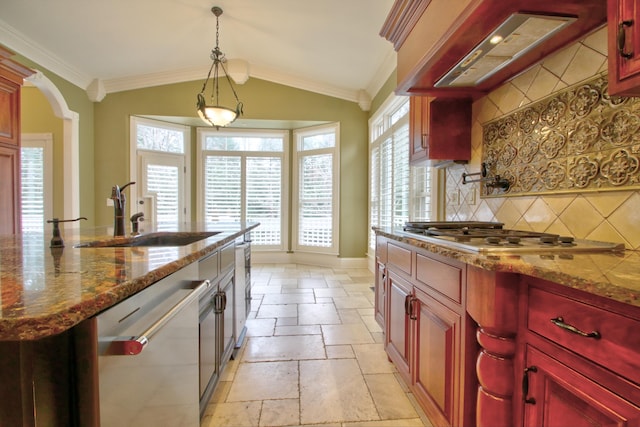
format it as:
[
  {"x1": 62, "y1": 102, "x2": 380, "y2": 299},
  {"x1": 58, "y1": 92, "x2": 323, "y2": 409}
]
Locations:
[{"x1": 402, "y1": 221, "x2": 625, "y2": 254}]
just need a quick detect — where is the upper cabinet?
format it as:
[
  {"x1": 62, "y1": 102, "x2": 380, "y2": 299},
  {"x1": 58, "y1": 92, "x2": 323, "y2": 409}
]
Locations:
[
  {"x1": 381, "y1": 0, "x2": 607, "y2": 97},
  {"x1": 409, "y1": 96, "x2": 471, "y2": 165},
  {"x1": 0, "y1": 46, "x2": 34, "y2": 235},
  {"x1": 607, "y1": 0, "x2": 640, "y2": 96}
]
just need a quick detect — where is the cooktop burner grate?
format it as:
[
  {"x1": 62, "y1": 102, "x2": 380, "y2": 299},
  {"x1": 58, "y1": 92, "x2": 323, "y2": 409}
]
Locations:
[{"x1": 400, "y1": 221, "x2": 625, "y2": 253}]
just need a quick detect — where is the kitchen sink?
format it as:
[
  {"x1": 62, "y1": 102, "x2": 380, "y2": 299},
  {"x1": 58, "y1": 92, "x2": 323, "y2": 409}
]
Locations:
[{"x1": 75, "y1": 231, "x2": 221, "y2": 248}]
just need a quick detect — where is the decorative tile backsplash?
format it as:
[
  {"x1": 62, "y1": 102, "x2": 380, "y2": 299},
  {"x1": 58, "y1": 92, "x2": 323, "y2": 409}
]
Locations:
[
  {"x1": 445, "y1": 27, "x2": 640, "y2": 250},
  {"x1": 482, "y1": 73, "x2": 640, "y2": 196}
]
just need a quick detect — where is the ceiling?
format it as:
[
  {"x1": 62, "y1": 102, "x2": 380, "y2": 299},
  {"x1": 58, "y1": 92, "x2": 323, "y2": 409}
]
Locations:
[{"x1": 0, "y1": 0, "x2": 397, "y2": 107}]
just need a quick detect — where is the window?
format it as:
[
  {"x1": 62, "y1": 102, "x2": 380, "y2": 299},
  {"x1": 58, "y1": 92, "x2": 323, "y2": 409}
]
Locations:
[
  {"x1": 292, "y1": 123, "x2": 340, "y2": 255},
  {"x1": 21, "y1": 134, "x2": 53, "y2": 232},
  {"x1": 130, "y1": 117, "x2": 189, "y2": 229},
  {"x1": 369, "y1": 96, "x2": 437, "y2": 252},
  {"x1": 198, "y1": 129, "x2": 288, "y2": 250}
]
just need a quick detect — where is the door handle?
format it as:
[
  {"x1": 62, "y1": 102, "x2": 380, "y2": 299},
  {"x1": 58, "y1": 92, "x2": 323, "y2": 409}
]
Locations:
[
  {"x1": 550, "y1": 317, "x2": 601, "y2": 339},
  {"x1": 522, "y1": 366, "x2": 537, "y2": 405},
  {"x1": 102, "y1": 279, "x2": 211, "y2": 355},
  {"x1": 618, "y1": 20, "x2": 634, "y2": 59}
]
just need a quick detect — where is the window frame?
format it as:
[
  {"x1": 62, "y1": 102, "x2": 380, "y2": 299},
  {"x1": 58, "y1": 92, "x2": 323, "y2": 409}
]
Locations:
[
  {"x1": 21, "y1": 133, "x2": 53, "y2": 232},
  {"x1": 368, "y1": 95, "x2": 440, "y2": 254},
  {"x1": 196, "y1": 127, "x2": 290, "y2": 252},
  {"x1": 129, "y1": 116, "x2": 191, "y2": 225},
  {"x1": 292, "y1": 123, "x2": 340, "y2": 255}
]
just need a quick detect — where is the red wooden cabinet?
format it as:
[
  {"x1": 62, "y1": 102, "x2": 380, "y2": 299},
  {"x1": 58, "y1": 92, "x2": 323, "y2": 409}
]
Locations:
[
  {"x1": 380, "y1": 236, "x2": 476, "y2": 427},
  {"x1": 381, "y1": 0, "x2": 607, "y2": 97},
  {"x1": 519, "y1": 278, "x2": 640, "y2": 427},
  {"x1": 608, "y1": 0, "x2": 640, "y2": 96},
  {"x1": 409, "y1": 96, "x2": 472, "y2": 165},
  {"x1": 523, "y1": 346, "x2": 640, "y2": 427},
  {"x1": 0, "y1": 47, "x2": 33, "y2": 235},
  {"x1": 385, "y1": 271, "x2": 412, "y2": 382}
]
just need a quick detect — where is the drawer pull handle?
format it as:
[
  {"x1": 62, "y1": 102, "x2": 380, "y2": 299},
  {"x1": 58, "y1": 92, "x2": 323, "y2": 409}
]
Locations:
[
  {"x1": 522, "y1": 366, "x2": 537, "y2": 405},
  {"x1": 618, "y1": 20, "x2": 634, "y2": 59},
  {"x1": 550, "y1": 317, "x2": 601, "y2": 339}
]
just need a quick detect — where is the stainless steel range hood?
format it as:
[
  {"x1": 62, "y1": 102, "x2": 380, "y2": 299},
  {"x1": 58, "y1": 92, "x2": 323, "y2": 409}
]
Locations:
[{"x1": 435, "y1": 13, "x2": 576, "y2": 87}]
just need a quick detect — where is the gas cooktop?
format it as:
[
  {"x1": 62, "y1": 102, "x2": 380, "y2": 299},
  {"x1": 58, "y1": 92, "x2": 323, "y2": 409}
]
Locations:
[{"x1": 402, "y1": 221, "x2": 625, "y2": 254}]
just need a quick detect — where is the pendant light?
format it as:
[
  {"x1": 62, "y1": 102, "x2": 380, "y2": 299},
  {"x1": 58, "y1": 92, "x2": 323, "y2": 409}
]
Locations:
[{"x1": 196, "y1": 6, "x2": 243, "y2": 128}]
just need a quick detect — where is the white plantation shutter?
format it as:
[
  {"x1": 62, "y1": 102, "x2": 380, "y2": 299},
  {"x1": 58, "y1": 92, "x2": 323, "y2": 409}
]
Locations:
[
  {"x1": 21, "y1": 146, "x2": 45, "y2": 231},
  {"x1": 146, "y1": 164, "x2": 180, "y2": 227},
  {"x1": 369, "y1": 99, "x2": 413, "y2": 251},
  {"x1": 299, "y1": 153, "x2": 333, "y2": 247},
  {"x1": 21, "y1": 134, "x2": 53, "y2": 232},
  {"x1": 292, "y1": 124, "x2": 339, "y2": 255},
  {"x1": 132, "y1": 117, "x2": 189, "y2": 227},
  {"x1": 246, "y1": 156, "x2": 282, "y2": 245},
  {"x1": 198, "y1": 129, "x2": 287, "y2": 250},
  {"x1": 204, "y1": 156, "x2": 242, "y2": 222}
]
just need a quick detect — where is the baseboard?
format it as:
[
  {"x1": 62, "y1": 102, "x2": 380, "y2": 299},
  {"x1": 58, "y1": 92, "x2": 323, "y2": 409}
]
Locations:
[{"x1": 252, "y1": 251, "x2": 370, "y2": 270}]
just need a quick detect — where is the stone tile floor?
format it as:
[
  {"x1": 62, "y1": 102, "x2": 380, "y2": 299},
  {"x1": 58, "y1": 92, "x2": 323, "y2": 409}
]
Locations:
[{"x1": 201, "y1": 263, "x2": 432, "y2": 427}]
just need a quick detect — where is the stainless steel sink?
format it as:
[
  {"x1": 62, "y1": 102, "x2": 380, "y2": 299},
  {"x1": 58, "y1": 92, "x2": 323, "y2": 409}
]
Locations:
[{"x1": 75, "y1": 231, "x2": 221, "y2": 248}]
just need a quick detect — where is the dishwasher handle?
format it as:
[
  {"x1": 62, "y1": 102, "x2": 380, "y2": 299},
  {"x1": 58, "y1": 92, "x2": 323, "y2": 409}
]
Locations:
[{"x1": 104, "y1": 279, "x2": 211, "y2": 356}]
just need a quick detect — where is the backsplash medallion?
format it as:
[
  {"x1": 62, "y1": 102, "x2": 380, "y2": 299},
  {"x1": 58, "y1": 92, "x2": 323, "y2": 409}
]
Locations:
[{"x1": 482, "y1": 72, "x2": 640, "y2": 196}]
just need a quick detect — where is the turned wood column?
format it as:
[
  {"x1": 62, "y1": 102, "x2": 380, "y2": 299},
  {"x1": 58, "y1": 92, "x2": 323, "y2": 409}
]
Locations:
[{"x1": 466, "y1": 266, "x2": 520, "y2": 427}]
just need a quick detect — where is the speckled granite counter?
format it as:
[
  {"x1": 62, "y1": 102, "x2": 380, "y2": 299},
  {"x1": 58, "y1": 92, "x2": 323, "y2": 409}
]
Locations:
[
  {"x1": 375, "y1": 227, "x2": 640, "y2": 308},
  {"x1": 0, "y1": 222, "x2": 258, "y2": 341}
]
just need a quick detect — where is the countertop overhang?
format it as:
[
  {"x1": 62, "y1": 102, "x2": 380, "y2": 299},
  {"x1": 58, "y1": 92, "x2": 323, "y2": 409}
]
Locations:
[
  {"x1": 0, "y1": 222, "x2": 259, "y2": 341},
  {"x1": 375, "y1": 227, "x2": 640, "y2": 308}
]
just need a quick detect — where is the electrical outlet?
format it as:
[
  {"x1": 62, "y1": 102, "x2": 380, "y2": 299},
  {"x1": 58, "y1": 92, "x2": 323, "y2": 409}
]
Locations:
[{"x1": 106, "y1": 198, "x2": 113, "y2": 207}]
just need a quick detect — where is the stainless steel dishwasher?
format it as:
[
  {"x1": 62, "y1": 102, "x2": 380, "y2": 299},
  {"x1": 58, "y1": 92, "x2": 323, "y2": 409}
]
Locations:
[{"x1": 97, "y1": 262, "x2": 210, "y2": 427}]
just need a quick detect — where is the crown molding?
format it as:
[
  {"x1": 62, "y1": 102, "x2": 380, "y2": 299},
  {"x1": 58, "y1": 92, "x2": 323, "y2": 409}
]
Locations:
[
  {"x1": 1, "y1": 17, "x2": 398, "y2": 109},
  {"x1": 0, "y1": 19, "x2": 92, "y2": 90}
]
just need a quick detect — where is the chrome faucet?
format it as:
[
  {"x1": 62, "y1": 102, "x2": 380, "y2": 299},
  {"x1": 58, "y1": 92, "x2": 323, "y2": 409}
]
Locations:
[{"x1": 111, "y1": 182, "x2": 135, "y2": 237}]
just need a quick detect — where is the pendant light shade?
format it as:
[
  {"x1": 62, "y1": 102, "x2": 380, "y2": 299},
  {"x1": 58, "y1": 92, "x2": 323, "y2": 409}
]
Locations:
[{"x1": 197, "y1": 6, "x2": 243, "y2": 128}]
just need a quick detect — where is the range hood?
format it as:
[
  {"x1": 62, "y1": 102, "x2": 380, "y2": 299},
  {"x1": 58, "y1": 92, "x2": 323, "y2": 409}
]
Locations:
[
  {"x1": 381, "y1": 0, "x2": 608, "y2": 96},
  {"x1": 435, "y1": 13, "x2": 576, "y2": 87}
]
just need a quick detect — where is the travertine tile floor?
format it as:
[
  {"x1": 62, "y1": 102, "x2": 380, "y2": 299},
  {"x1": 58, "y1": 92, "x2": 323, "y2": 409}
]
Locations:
[{"x1": 201, "y1": 263, "x2": 432, "y2": 427}]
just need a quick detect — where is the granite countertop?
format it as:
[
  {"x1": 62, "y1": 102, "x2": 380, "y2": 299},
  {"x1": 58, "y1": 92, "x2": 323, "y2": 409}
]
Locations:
[
  {"x1": 375, "y1": 227, "x2": 640, "y2": 309},
  {"x1": 0, "y1": 222, "x2": 259, "y2": 341}
]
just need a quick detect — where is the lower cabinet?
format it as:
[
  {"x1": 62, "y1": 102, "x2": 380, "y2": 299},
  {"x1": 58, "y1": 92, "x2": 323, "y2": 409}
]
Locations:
[
  {"x1": 376, "y1": 234, "x2": 640, "y2": 427},
  {"x1": 381, "y1": 237, "x2": 476, "y2": 427},
  {"x1": 522, "y1": 345, "x2": 640, "y2": 427},
  {"x1": 518, "y1": 277, "x2": 640, "y2": 427},
  {"x1": 385, "y1": 271, "x2": 412, "y2": 382},
  {"x1": 412, "y1": 286, "x2": 468, "y2": 427}
]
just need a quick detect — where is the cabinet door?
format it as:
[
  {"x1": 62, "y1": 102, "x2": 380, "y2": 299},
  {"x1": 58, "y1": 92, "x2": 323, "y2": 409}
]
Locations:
[
  {"x1": 0, "y1": 145, "x2": 20, "y2": 234},
  {"x1": 374, "y1": 261, "x2": 386, "y2": 328},
  {"x1": 385, "y1": 271, "x2": 412, "y2": 382},
  {"x1": 409, "y1": 96, "x2": 471, "y2": 164},
  {"x1": 523, "y1": 345, "x2": 640, "y2": 427},
  {"x1": 0, "y1": 78, "x2": 20, "y2": 147},
  {"x1": 412, "y1": 285, "x2": 463, "y2": 427},
  {"x1": 608, "y1": 0, "x2": 640, "y2": 96},
  {"x1": 409, "y1": 96, "x2": 429, "y2": 164}
]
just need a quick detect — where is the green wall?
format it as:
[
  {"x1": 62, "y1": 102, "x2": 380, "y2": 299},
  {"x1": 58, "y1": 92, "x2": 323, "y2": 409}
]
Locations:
[
  {"x1": 95, "y1": 77, "x2": 370, "y2": 257},
  {"x1": 13, "y1": 50, "x2": 397, "y2": 258},
  {"x1": 20, "y1": 87, "x2": 64, "y2": 217},
  {"x1": 16, "y1": 54, "x2": 96, "y2": 225}
]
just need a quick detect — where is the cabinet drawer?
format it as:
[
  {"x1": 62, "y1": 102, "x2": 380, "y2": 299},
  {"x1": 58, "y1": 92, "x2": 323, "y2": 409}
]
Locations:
[
  {"x1": 527, "y1": 287, "x2": 640, "y2": 383},
  {"x1": 416, "y1": 254, "x2": 462, "y2": 304},
  {"x1": 199, "y1": 251, "x2": 219, "y2": 281},
  {"x1": 387, "y1": 242, "x2": 412, "y2": 276},
  {"x1": 220, "y1": 242, "x2": 235, "y2": 274}
]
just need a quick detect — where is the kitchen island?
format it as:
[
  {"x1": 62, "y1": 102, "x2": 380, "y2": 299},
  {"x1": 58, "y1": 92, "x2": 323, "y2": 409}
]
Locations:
[
  {"x1": 374, "y1": 227, "x2": 640, "y2": 427},
  {"x1": 0, "y1": 221, "x2": 258, "y2": 426}
]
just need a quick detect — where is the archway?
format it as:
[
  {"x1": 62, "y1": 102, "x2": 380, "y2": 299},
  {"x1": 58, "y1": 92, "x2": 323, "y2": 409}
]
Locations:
[{"x1": 25, "y1": 70, "x2": 80, "y2": 221}]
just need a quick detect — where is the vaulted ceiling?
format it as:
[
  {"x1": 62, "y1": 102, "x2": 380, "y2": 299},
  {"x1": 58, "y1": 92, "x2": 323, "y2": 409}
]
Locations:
[{"x1": 0, "y1": 0, "x2": 397, "y2": 106}]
